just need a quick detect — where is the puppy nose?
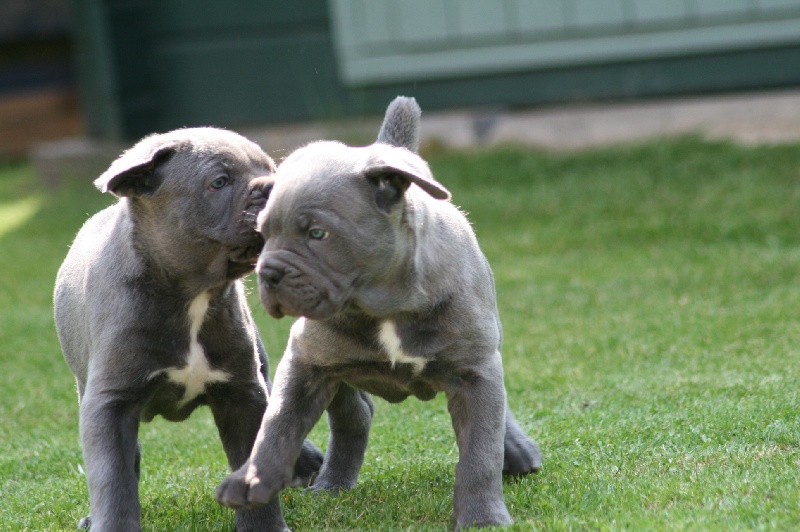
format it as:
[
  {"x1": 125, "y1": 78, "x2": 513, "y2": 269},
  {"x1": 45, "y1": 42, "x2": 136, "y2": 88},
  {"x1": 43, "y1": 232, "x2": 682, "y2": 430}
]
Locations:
[{"x1": 260, "y1": 266, "x2": 284, "y2": 289}]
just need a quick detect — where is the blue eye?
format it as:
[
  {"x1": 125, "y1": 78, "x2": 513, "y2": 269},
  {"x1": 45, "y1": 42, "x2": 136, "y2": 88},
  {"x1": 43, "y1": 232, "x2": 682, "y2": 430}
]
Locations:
[
  {"x1": 308, "y1": 228, "x2": 330, "y2": 240},
  {"x1": 209, "y1": 176, "x2": 229, "y2": 191}
]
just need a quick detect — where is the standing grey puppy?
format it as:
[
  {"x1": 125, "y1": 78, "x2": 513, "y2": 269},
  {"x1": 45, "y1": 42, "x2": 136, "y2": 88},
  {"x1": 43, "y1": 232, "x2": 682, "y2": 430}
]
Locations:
[
  {"x1": 54, "y1": 128, "x2": 322, "y2": 531},
  {"x1": 215, "y1": 99, "x2": 542, "y2": 529}
]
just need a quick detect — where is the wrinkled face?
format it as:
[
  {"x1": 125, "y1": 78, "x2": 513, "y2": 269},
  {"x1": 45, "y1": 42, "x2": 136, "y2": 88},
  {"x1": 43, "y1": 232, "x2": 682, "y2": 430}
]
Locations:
[
  {"x1": 255, "y1": 143, "x2": 403, "y2": 319},
  {"x1": 137, "y1": 132, "x2": 277, "y2": 282}
]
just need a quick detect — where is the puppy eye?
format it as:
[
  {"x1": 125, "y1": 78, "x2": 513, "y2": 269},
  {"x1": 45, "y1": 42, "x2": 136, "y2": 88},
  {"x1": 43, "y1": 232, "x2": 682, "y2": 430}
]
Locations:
[
  {"x1": 308, "y1": 228, "x2": 330, "y2": 240},
  {"x1": 209, "y1": 176, "x2": 229, "y2": 191}
]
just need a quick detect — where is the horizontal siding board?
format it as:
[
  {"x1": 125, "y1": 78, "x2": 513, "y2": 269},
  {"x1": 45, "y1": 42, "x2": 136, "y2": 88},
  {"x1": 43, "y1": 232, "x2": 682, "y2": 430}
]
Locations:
[
  {"x1": 756, "y1": 0, "x2": 800, "y2": 13},
  {"x1": 572, "y1": 0, "x2": 628, "y2": 29},
  {"x1": 631, "y1": 0, "x2": 692, "y2": 24},
  {"x1": 360, "y1": 0, "x2": 394, "y2": 46},
  {"x1": 397, "y1": 1, "x2": 451, "y2": 44},
  {"x1": 514, "y1": 0, "x2": 567, "y2": 34},
  {"x1": 455, "y1": 0, "x2": 509, "y2": 39},
  {"x1": 692, "y1": 0, "x2": 752, "y2": 19}
]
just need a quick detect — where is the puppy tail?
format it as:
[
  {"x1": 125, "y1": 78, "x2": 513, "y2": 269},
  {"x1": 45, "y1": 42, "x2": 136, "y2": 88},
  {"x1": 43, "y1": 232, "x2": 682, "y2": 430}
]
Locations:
[{"x1": 377, "y1": 96, "x2": 421, "y2": 153}]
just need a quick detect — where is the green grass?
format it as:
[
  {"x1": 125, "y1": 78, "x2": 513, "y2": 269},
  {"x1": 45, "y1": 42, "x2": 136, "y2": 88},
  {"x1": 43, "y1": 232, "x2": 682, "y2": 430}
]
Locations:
[{"x1": 1, "y1": 136, "x2": 799, "y2": 530}]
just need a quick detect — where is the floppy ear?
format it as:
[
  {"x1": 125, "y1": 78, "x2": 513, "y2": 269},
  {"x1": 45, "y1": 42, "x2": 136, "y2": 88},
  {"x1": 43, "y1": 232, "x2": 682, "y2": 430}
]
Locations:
[
  {"x1": 364, "y1": 144, "x2": 450, "y2": 213},
  {"x1": 93, "y1": 137, "x2": 178, "y2": 197}
]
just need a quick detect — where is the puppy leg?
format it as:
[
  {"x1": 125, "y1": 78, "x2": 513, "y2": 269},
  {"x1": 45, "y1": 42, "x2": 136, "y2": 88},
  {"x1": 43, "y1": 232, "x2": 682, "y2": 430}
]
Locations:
[
  {"x1": 210, "y1": 383, "x2": 289, "y2": 531},
  {"x1": 446, "y1": 359, "x2": 511, "y2": 530},
  {"x1": 79, "y1": 389, "x2": 142, "y2": 531},
  {"x1": 503, "y1": 407, "x2": 542, "y2": 476},
  {"x1": 255, "y1": 337, "x2": 323, "y2": 486},
  {"x1": 313, "y1": 385, "x2": 374, "y2": 492},
  {"x1": 77, "y1": 441, "x2": 142, "y2": 530},
  {"x1": 216, "y1": 358, "x2": 337, "y2": 510}
]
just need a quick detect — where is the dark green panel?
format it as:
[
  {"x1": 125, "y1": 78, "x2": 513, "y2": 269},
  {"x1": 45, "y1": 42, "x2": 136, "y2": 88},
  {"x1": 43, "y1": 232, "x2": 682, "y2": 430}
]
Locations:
[
  {"x1": 71, "y1": 0, "x2": 157, "y2": 140},
  {"x1": 70, "y1": 0, "x2": 121, "y2": 139},
  {"x1": 151, "y1": 33, "x2": 353, "y2": 130},
  {"x1": 148, "y1": 1, "x2": 328, "y2": 35},
  {"x1": 353, "y1": 46, "x2": 800, "y2": 116}
]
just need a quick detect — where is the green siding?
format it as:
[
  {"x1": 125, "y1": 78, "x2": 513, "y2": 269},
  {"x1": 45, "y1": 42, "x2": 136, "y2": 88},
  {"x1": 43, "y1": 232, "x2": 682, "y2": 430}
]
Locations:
[
  {"x1": 331, "y1": 0, "x2": 800, "y2": 85},
  {"x1": 71, "y1": 0, "x2": 800, "y2": 141}
]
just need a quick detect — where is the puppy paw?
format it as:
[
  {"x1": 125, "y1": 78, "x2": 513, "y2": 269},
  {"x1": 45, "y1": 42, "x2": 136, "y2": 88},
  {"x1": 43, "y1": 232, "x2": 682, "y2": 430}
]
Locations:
[
  {"x1": 503, "y1": 435, "x2": 542, "y2": 476},
  {"x1": 77, "y1": 515, "x2": 91, "y2": 530},
  {"x1": 453, "y1": 502, "x2": 512, "y2": 530},
  {"x1": 290, "y1": 440, "x2": 324, "y2": 487},
  {"x1": 216, "y1": 466, "x2": 282, "y2": 509}
]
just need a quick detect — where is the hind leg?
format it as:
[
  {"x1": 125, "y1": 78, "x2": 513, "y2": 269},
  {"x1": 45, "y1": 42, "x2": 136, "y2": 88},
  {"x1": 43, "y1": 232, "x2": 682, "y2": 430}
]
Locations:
[
  {"x1": 503, "y1": 405, "x2": 542, "y2": 475},
  {"x1": 312, "y1": 384, "x2": 374, "y2": 492}
]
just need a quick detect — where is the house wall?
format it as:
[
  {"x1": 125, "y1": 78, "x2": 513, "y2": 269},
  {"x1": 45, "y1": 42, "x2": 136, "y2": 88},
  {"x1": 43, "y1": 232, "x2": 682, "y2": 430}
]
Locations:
[{"x1": 71, "y1": 0, "x2": 800, "y2": 141}]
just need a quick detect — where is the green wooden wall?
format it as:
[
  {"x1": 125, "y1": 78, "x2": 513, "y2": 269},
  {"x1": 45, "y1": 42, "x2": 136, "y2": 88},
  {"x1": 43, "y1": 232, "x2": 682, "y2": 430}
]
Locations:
[
  {"x1": 331, "y1": 0, "x2": 800, "y2": 84},
  {"x1": 72, "y1": 0, "x2": 800, "y2": 141}
]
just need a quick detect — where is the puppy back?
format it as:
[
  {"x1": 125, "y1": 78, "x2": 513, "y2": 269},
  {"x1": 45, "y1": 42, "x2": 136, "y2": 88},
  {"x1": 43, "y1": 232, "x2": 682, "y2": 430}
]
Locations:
[{"x1": 376, "y1": 96, "x2": 421, "y2": 153}]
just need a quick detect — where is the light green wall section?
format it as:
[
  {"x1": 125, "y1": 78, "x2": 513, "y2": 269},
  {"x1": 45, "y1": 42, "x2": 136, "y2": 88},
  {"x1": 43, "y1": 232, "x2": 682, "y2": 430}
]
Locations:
[{"x1": 330, "y1": 0, "x2": 800, "y2": 85}]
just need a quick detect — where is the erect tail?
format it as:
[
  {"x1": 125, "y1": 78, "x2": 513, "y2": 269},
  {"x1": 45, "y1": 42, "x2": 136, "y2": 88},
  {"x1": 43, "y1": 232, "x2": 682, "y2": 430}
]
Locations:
[{"x1": 376, "y1": 96, "x2": 421, "y2": 153}]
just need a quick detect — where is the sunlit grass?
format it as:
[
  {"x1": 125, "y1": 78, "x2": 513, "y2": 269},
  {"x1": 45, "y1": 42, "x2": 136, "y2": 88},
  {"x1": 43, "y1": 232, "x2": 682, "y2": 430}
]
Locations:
[{"x1": 1, "y1": 137, "x2": 799, "y2": 529}]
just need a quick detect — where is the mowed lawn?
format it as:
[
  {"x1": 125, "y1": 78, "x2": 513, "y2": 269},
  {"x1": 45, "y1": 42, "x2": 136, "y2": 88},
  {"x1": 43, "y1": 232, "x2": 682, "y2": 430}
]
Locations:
[{"x1": 1, "y1": 137, "x2": 799, "y2": 530}]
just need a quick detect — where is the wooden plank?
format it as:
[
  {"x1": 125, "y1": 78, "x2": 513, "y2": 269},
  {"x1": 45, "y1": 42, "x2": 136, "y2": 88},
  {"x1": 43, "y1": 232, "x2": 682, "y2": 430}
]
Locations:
[
  {"x1": 692, "y1": 0, "x2": 751, "y2": 20},
  {"x1": 396, "y1": 1, "x2": 450, "y2": 44},
  {"x1": 360, "y1": 0, "x2": 394, "y2": 46},
  {"x1": 514, "y1": 0, "x2": 567, "y2": 34},
  {"x1": 572, "y1": 0, "x2": 627, "y2": 29},
  {"x1": 631, "y1": 0, "x2": 691, "y2": 25},
  {"x1": 756, "y1": 0, "x2": 800, "y2": 14},
  {"x1": 454, "y1": 0, "x2": 509, "y2": 39},
  {"x1": 0, "y1": 88, "x2": 82, "y2": 157}
]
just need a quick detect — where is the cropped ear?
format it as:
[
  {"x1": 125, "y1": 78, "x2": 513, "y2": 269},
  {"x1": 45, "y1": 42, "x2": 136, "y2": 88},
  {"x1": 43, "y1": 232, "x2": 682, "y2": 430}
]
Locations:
[
  {"x1": 364, "y1": 144, "x2": 450, "y2": 213},
  {"x1": 93, "y1": 137, "x2": 178, "y2": 197}
]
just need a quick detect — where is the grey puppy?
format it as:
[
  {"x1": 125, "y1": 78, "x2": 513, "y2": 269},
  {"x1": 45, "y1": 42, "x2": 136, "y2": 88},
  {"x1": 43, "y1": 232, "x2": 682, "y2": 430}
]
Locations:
[
  {"x1": 215, "y1": 98, "x2": 542, "y2": 529},
  {"x1": 54, "y1": 128, "x2": 323, "y2": 531}
]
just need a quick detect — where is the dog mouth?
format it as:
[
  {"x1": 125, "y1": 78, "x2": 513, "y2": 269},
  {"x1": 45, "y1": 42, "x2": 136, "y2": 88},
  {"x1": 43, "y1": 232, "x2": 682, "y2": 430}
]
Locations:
[
  {"x1": 228, "y1": 242, "x2": 263, "y2": 265},
  {"x1": 259, "y1": 281, "x2": 342, "y2": 320},
  {"x1": 267, "y1": 299, "x2": 337, "y2": 321},
  {"x1": 225, "y1": 237, "x2": 265, "y2": 279}
]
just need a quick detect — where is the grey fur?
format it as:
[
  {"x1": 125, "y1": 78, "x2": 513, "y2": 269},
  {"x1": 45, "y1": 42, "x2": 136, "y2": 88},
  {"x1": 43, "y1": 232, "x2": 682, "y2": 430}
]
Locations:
[
  {"x1": 376, "y1": 96, "x2": 421, "y2": 152},
  {"x1": 54, "y1": 127, "x2": 323, "y2": 532},
  {"x1": 215, "y1": 97, "x2": 541, "y2": 529}
]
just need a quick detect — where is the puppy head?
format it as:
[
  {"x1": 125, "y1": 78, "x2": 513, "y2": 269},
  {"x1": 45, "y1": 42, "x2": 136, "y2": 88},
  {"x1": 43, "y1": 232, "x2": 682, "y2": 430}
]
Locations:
[
  {"x1": 254, "y1": 139, "x2": 450, "y2": 320},
  {"x1": 96, "y1": 127, "x2": 276, "y2": 282}
]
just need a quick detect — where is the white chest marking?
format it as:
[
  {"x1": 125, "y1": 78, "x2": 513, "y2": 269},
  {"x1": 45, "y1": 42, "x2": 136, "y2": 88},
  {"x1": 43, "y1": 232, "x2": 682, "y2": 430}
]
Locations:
[
  {"x1": 163, "y1": 292, "x2": 231, "y2": 406},
  {"x1": 378, "y1": 320, "x2": 426, "y2": 374}
]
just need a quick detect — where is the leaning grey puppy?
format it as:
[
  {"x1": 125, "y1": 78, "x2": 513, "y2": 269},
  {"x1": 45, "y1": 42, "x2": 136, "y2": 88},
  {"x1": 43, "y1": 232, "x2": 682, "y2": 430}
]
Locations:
[
  {"x1": 54, "y1": 127, "x2": 323, "y2": 532},
  {"x1": 215, "y1": 98, "x2": 542, "y2": 529}
]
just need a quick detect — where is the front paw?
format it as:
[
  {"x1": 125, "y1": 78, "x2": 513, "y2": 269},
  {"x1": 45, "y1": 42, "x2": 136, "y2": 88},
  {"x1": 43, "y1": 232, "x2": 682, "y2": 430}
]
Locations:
[
  {"x1": 453, "y1": 501, "x2": 512, "y2": 530},
  {"x1": 503, "y1": 435, "x2": 542, "y2": 476},
  {"x1": 216, "y1": 465, "x2": 282, "y2": 509}
]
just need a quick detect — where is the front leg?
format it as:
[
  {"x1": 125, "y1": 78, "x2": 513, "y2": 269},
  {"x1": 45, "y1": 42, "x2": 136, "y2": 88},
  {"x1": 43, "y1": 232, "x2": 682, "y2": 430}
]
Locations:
[
  {"x1": 254, "y1": 335, "x2": 324, "y2": 487},
  {"x1": 446, "y1": 358, "x2": 512, "y2": 530},
  {"x1": 79, "y1": 389, "x2": 142, "y2": 531},
  {"x1": 210, "y1": 382, "x2": 289, "y2": 531},
  {"x1": 215, "y1": 356, "x2": 337, "y2": 510}
]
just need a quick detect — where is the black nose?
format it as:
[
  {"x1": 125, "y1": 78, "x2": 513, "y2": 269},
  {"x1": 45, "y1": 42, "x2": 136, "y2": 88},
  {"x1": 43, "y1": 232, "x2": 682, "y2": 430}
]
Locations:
[{"x1": 260, "y1": 266, "x2": 284, "y2": 289}]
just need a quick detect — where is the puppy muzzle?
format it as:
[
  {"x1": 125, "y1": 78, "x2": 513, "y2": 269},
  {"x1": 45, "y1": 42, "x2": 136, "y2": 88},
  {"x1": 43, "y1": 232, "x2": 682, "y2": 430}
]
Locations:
[{"x1": 256, "y1": 257, "x2": 343, "y2": 320}]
